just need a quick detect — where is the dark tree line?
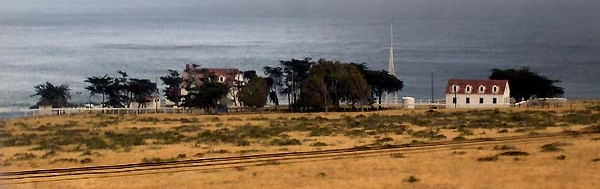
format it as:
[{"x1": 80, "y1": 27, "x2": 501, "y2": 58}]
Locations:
[
  {"x1": 31, "y1": 62, "x2": 564, "y2": 112},
  {"x1": 84, "y1": 71, "x2": 157, "y2": 108},
  {"x1": 263, "y1": 58, "x2": 404, "y2": 111},
  {"x1": 489, "y1": 67, "x2": 564, "y2": 102}
]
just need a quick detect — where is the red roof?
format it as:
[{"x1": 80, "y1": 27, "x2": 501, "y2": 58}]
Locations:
[
  {"x1": 446, "y1": 79, "x2": 508, "y2": 94},
  {"x1": 183, "y1": 64, "x2": 240, "y2": 86}
]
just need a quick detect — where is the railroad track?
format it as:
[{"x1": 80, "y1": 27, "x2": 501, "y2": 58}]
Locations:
[{"x1": 2, "y1": 131, "x2": 598, "y2": 185}]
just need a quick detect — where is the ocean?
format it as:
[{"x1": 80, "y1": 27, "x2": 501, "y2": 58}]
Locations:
[{"x1": 1, "y1": 9, "x2": 600, "y2": 111}]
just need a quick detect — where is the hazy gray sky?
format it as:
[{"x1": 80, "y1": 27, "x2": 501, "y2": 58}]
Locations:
[{"x1": 1, "y1": 0, "x2": 599, "y2": 20}]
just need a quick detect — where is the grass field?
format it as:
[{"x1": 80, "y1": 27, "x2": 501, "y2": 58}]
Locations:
[{"x1": 1, "y1": 101, "x2": 600, "y2": 188}]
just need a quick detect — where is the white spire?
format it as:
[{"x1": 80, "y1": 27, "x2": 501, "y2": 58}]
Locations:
[
  {"x1": 386, "y1": 22, "x2": 398, "y2": 104},
  {"x1": 388, "y1": 22, "x2": 395, "y2": 76}
]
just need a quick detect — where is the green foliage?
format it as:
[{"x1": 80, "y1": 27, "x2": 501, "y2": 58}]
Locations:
[
  {"x1": 127, "y1": 78, "x2": 157, "y2": 108},
  {"x1": 489, "y1": 67, "x2": 564, "y2": 101},
  {"x1": 31, "y1": 82, "x2": 71, "y2": 108},
  {"x1": 160, "y1": 69, "x2": 183, "y2": 105},
  {"x1": 239, "y1": 77, "x2": 269, "y2": 109},
  {"x1": 182, "y1": 81, "x2": 229, "y2": 114},
  {"x1": 299, "y1": 74, "x2": 329, "y2": 110},
  {"x1": 352, "y1": 63, "x2": 404, "y2": 105},
  {"x1": 263, "y1": 66, "x2": 283, "y2": 105},
  {"x1": 84, "y1": 75, "x2": 113, "y2": 107}
]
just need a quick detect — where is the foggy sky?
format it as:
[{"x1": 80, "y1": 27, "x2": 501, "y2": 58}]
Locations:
[{"x1": 1, "y1": 0, "x2": 599, "y2": 20}]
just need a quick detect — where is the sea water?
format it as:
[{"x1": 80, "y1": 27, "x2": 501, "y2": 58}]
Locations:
[{"x1": 1, "y1": 9, "x2": 599, "y2": 110}]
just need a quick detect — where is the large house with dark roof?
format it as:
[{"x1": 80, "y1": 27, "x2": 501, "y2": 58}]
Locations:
[
  {"x1": 445, "y1": 79, "x2": 510, "y2": 108},
  {"x1": 180, "y1": 64, "x2": 243, "y2": 107}
]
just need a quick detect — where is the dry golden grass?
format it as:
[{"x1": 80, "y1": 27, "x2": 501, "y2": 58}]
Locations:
[
  {"x1": 4, "y1": 136, "x2": 600, "y2": 189},
  {"x1": 1, "y1": 100, "x2": 599, "y2": 188}
]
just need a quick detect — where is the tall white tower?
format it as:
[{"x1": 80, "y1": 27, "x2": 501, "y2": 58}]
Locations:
[
  {"x1": 388, "y1": 22, "x2": 395, "y2": 76},
  {"x1": 386, "y1": 22, "x2": 398, "y2": 104}
]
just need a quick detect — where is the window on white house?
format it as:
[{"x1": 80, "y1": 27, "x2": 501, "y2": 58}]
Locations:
[
  {"x1": 479, "y1": 85, "x2": 485, "y2": 93},
  {"x1": 493, "y1": 98, "x2": 497, "y2": 104},
  {"x1": 452, "y1": 97, "x2": 456, "y2": 104},
  {"x1": 479, "y1": 98, "x2": 484, "y2": 104},
  {"x1": 465, "y1": 85, "x2": 472, "y2": 93},
  {"x1": 452, "y1": 85, "x2": 459, "y2": 92},
  {"x1": 466, "y1": 97, "x2": 470, "y2": 104},
  {"x1": 492, "y1": 85, "x2": 499, "y2": 93},
  {"x1": 218, "y1": 76, "x2": 226, "y2": 83}
]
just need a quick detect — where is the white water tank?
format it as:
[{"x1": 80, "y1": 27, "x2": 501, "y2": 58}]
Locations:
[{"x1": 402, "y1": 97, "x2": 415, "y2": 109}]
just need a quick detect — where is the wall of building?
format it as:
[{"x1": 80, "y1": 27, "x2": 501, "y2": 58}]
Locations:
[{"x1": 445, "y1": 92, "x2": 510, "y2": 108}]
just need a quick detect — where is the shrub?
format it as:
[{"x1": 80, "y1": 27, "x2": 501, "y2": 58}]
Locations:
[
  {"x1": 270, "y1": 137, "x2": 301, "y2": 146},
  {"x1": 477, "y1": 156, "x2": 498, "y2": 162},
  {"x1": 12, "y1": 153, "x2": 37, "y2": 161},
  {"x1": 344, "y1": 129, "x2": 366, "y2": 137},
  {"x1": 497, "y1": 151, "x2": 529, "y2": 156},
  {"x1": 173, "y1": 125, "x2": 202, "y2": 132},
  {"x1": 237, "y1": 139, "x2": 250, "y2": 146},
  {"x1": 207, "y1": 149, "x2": 230, "y2": 154},
  {"x1": 310, "y1": 142, "x2": 328, "y2": 147},
  {"x1": 592, "y1": 158, "x2": 600, "y2": 162},
  {"x1": 452, "y1": 136, "x2": 466, "y2": 141},
  {"x1": 411, "y1": 129, "x2": 445, "y2": 140},
  {"x1": 405, "y1": 175, "x2": 419, "y2": 183},
  {"x1": 51, "y1": 158, "x2": 78, "y2": 164},
  {"x1": 309, "y1": 127, "x2": 334, "y2": 137},
  {"x1": 373, "y1": 137, "x2": 394, "y2": 146},
  {"x1": 556, "y1": 155, "x2": 566, "y2": 160},
  {"x1": 41, "y1": 151, "x2": 57, "y2": 159},
  {"x1": 493, "y1": 145, "x2": 518, "y2": 151},
  {"x1": 540, "y1": 142, "x2": 571, "y2": 152},
  {"x1": 80, "y1": 158, "x2": 93, "y2": 164},
  {"x1": 583, "y1": 125, "x2": 600, "y2": 133},
  {"x1": 80, "y1": 151, "x2": 102, "y2": 156}
]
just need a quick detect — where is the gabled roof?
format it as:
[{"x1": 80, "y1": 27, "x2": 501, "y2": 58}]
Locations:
[
  {"x1": 446, "y1": 79, "x2": 508, "y2": 94},
  {"x1": 183, "y1": 64, "x2": 240, "y2": 86}
]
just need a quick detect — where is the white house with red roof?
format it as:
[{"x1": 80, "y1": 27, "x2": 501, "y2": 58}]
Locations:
[{"x1": 445, "y1": 79, "x2": 510, "y2": 108}]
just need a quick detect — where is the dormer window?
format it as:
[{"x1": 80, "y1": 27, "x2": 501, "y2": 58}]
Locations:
[
  {"x1": 492, "y1": 85, "x2": 499, "y2": 93},
  {"x1": 452, "y1": 85, "x2": 459, "y2": 93},
  {"x1": 465, "y1": 85, "x2": 472, "y2": 93},
  {"x1": 478, "y1": 85, "x2": 486, "y2": 93},
  {"x1": 218, "y1": 76, "x2": 226, "y2": 83}
]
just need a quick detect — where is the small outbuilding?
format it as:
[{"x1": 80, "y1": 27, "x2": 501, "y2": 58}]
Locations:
[{"x1": 445, "y1": 79, "x2": 510, "y2": 108}]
